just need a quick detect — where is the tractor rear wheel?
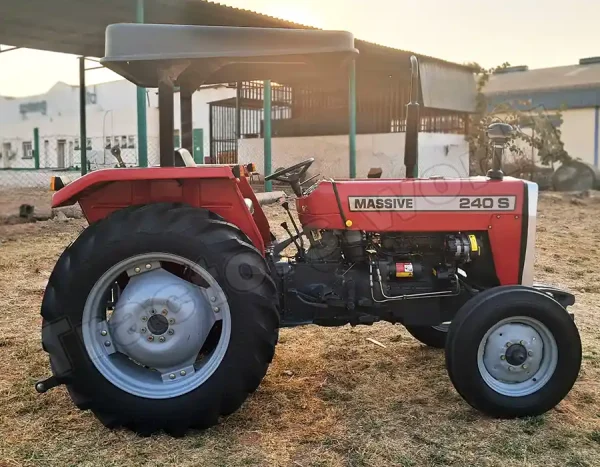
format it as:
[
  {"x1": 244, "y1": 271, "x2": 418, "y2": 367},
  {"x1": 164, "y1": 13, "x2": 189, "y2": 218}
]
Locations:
[
  {"x1": 405, "y1": 323, "x2": 449, "y2": 348},
  {"x1": 41, "y1": 203, "x2": 279, "y2": 436},
  {"x1": 445, "y1": 286, "x2": 581, "y2": 418}
]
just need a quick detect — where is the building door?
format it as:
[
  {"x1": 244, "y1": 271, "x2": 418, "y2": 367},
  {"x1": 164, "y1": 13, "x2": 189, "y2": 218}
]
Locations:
[
  {"x1": 193, "y1": 128, "x2": 204, "y2": 163},
  {"x1": 57, "y1": 139, "x2": 66, "y2": 168},
  {"x1": 210, "y1": 104, "x2": 237, "y2": 164},
  {"x1": 2, "y1": 142, "x2": 11, "y2": 168}
]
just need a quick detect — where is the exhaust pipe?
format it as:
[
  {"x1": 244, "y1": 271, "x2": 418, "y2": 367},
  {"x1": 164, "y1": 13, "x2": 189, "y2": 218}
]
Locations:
[{"x1": 404, "y1": 55, "x2": 420, "y2": 179}]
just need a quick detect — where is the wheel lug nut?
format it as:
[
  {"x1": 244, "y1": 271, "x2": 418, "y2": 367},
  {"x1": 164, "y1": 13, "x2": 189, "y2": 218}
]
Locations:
[
  {"x1": 210, "y1": 296, "x2": 217, "y2": 302},
  {"x1": 500, "y1": 355, "x2": 506, "y2": 360},
  {"x1": 141, "y1": 328, "x2": 147, "y2": 333},
  {"x1": 148, "y1": 336, "x2": 154, "y2": 342},
  {"x1": 141, "y1": 316, "x2": 147, "y2": 322},
  {"x1": 145, "y1": 263, "x2": 152, "y2": 269},
  {"x1": 213, "y1": 306, "x2": 220, "y2": 313},
  {"x1": 134, "y1": 267, "x2": 141, "y2": 273},
  {"x1": 159, "y1": 336, "x2": 166, "y2": 343},
  {"x1": 151, "y1": 310, "x2": 156, "y2": 314},
  {"x1": 522, "y1": 364, "x2": 528, "y2": 370},
  {"x1": 528, "y1": 350, "x2": 533, "y2": 356},
  {"x1": 100, "y1": 330, "x2": 107, "y2": 336},
  {"x1": 168, "y1": 329, "x2": 174, "y2": 335},
  {"x1": 162, "y1": 309, "x2": 168, "y2": 316},
  {"x1": 169, "y1": 318, "x2": 175, "y2": 324},
  {"x1": 520, "y1": 340, "x2": 525, "y2": 345},
  {"x1": 506, "y1": 342, "x2": 511, "y2": 348},
  {"x1": 104, "y1": 341, "x2": 111, "y2": 347},
  {"x1": 169, "y1": 373, "x2": 176, "y2": 380},
  {"x1": 180, "y1": 370, "x2": 186, "y2": 376}
]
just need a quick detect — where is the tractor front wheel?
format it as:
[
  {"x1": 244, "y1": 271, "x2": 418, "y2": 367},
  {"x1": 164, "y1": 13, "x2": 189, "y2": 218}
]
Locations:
[
  {"x1": 445, "y1": 286, "x2": 581, "y2": 417},
  {"x1": 41, "y1": 203, "x2": 279, "y2": 436}
]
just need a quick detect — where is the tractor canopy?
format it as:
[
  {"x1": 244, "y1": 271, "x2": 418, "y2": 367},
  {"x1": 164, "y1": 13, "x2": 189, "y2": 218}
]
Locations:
[{"x1": 101, "y1": 24, "x2": 358, "y2": 88}]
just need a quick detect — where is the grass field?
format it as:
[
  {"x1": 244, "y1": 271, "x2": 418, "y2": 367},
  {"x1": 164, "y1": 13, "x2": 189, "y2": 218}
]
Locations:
[{"x1": 0, "y1": 192, "x2": 599, "y2": 466}]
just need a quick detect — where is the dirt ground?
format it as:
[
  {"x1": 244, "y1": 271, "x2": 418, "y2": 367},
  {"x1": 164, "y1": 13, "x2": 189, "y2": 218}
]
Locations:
[
  {"x1": 0, "y1": 188, "x2": 53, "y2": 222},
  {"x1": 0, "y1": 192, "x2": 599, "y2": 467}
]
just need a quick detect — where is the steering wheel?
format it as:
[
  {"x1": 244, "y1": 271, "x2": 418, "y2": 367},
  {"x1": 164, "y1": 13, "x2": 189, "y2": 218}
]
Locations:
[
  {"x1": 264, "y1": 158, "x2": 315, "y2": 196},
  {"x1": 265, "y1": 158, "x2": 315, "y2": 183}
]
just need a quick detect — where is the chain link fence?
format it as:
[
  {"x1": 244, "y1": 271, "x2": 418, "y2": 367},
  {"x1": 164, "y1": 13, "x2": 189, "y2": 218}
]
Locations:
[{"x1": 0, "y1": 132, "x2": 160, "y2": 189}]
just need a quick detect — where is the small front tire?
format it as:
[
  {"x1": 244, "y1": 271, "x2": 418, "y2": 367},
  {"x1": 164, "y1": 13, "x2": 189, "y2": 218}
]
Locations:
[{"x1": 445, "y1": 286, "x2": 581, "y2": 418}]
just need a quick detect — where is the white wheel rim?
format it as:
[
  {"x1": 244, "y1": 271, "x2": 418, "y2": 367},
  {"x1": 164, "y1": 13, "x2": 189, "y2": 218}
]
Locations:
[
  {"x1": 477, "y1": 316, "x2": 558, "y2": 397},
  {"x1": 82, "y1": 253, "x2": 231, "y2": 399}
]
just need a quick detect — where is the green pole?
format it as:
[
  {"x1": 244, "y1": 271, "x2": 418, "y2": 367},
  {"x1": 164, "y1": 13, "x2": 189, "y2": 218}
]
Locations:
[
  {"x1": 264, "y1": 80, "x2": 272, "y2": 192},
  {"x1": 136, "y1": 0, "x2": 148, "y2": 167},
  {"x1": 33, "y1": 127, "x2": 40, "y2": 169},
  {"x1": 79, "y1": 56, "x2": 87, "y2": 176},
  {"x1": 348, "y1": 59, "x2": 357, "y2": 178}
]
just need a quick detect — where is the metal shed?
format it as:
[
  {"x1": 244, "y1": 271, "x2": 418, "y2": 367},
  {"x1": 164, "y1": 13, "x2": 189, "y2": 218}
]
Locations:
[{"x1": 1, "y1": 0, "x2": 476, "y2": 179}]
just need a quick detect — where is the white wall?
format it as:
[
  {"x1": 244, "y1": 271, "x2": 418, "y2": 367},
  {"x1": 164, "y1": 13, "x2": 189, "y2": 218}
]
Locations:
[
  {"x1": 559, "y1": 108, "x2": 597, "y2": 166},
  {"x1": 505, "y1": 108, "x2": 598, "y2": 169},
  {"x1": 238, "y1": 133, "x2": 469, "y2": 179},
  {"x1": 0, "y1": 80, "x2": 227, "y2": 171}
]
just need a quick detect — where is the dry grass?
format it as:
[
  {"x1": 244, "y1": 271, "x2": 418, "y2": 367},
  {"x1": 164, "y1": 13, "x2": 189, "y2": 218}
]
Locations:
[{"x1": 1, "y1": 192, "x2": 599, "y2": 467}]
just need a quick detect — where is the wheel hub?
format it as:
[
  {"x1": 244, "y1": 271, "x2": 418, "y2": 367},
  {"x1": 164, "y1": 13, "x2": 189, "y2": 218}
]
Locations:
[
  {"x1": 505, "y1": 343, "x2": 528, "y2": 366},
  {"x1": 147, "y1": 314, "x2": 169, "y2": 335},
  {"x1": 108, "y1": 268, "x2": 217, "y2": 372},
  {"x1": 477, "y1": 317, "x2": 558, "y2": 397},
  {"x1": 83, "y1": 252, "x2": 232, "y2": 400},
  {"x1": 482, "y1": 322, "x2": 544, "y2": 384}
]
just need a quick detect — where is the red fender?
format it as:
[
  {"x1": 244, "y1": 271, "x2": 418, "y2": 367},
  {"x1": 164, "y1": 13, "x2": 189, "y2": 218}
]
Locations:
[{"x1": 53, "y1": 167, "x2": 271, "y2": 252}]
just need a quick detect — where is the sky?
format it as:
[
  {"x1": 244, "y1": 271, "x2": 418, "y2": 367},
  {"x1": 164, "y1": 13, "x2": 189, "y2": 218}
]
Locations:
[{"x1": 1, "y1": 0, "x2": 599, "y2": 97}]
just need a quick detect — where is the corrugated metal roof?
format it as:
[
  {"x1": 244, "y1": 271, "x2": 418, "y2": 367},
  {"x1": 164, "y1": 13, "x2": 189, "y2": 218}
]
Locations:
[
  {"x1": 0, "y1": 0, "x2": 472, "y2": 72},
  {"x1": 485, "y1": 62, "x2": 600, "y2": 95}
]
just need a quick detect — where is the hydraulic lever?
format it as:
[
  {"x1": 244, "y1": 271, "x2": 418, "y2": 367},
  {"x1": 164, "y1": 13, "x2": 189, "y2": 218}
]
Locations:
[{"x1": 280, "y1": 201, "x2": 304, "y2": 249}]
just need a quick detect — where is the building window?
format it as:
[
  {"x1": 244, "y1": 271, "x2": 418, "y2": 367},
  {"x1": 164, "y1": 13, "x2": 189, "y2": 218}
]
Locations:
[
  {"x1": 74, "y1": 137, "x2": 80, "y2": 150},
  {"x1": 128, "y1": 135, "x2": 136, "y2": 149},
  {"x1": 120, "y1": 136, "x2": 127, "y2": 149},
  {"x1": 105, "y1": 137, "x2": 112, "y2": 149},
  {"x1": 86, "y1": 138, "x2": 92, "y2": 150},
  {"x1": 22, "y1": 141, "x2": 33, "y2": 159}
]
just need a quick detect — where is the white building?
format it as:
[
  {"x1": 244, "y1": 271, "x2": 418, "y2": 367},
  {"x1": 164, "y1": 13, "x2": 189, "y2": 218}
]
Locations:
[
  {"x1": 485, "y1": 58, "x2": 600, "y2": 169},
  {"x1": 0, "y1": 80, "x2": 235, "y2": 171}
]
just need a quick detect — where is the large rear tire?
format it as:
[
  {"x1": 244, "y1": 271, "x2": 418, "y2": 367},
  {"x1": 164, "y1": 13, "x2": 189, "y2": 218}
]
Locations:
[
  {"x1": 405, "y1": 323, "x2": 449, "y2": 348},
  {"x1": 445, "y1": 286, "x2": 581, "y2": 418},
  {"x1": 41, "y1": 203, "x2": 279, "y2": 436}
]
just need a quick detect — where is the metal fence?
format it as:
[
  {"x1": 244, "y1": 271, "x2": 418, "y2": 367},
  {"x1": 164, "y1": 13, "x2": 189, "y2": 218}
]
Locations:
[{"x1": 0, "y1": 131, "x2": 160, "y2": 189}]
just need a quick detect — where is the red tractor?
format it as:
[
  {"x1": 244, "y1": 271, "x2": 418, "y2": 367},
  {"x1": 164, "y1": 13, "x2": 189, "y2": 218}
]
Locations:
[{"x1": 36, "y1": 24, "x2": 581, "y2": 436}]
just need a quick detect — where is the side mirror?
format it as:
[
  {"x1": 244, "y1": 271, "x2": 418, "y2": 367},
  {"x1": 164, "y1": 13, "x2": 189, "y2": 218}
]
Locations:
[{"x1": 486, "y1": 122, "x2": 513, "y2": 180}]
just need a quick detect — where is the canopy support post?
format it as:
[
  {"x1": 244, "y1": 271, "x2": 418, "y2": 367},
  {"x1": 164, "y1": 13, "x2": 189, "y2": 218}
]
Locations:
[
  {"x1": 181, "y1": 87, "x2": 193, "y2": 153},
  {"x1": 79, "y1": 56, "x2": 87, "y2": 176},
  {"x1": 264, "y1": 80, "x2": 272, "y2": 192},
  {"x1": 159, "y1": 80, "x2": 175, "y2": 167},
  {"x1": 136, "y1": 0, "x2": 148, "y2": 167},
  {"x1": 349, "y1": 59, "x2": 357, "y2": 179}
]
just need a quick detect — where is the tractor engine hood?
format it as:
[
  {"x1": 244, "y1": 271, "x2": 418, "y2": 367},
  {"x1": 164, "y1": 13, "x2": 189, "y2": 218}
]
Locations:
[{"x1": 296, "y1": 177, "x2": 538, "y2": 286}]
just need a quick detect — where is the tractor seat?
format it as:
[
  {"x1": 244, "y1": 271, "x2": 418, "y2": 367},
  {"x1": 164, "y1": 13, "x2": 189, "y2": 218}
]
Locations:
[{"x1": 174, "y1": 148, "x2": 196, "y2": 167}]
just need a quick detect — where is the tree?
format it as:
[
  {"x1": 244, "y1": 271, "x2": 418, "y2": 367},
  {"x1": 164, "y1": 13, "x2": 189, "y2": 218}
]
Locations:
[{"x1": 466, "y1": 63, "x2": 571, "y2": 177}]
